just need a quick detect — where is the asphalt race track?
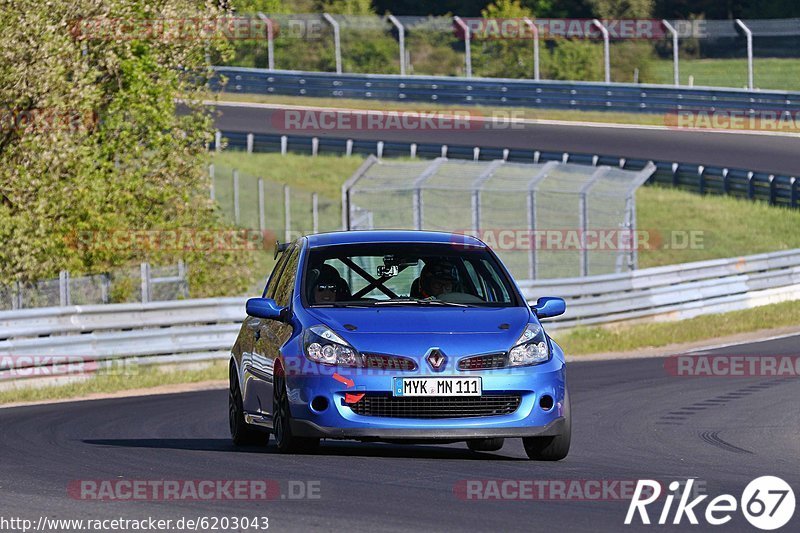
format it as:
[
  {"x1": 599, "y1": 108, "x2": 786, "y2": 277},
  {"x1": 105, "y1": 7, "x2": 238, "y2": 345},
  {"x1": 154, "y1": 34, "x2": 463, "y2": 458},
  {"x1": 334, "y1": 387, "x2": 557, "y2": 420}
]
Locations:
[
  {"x1": 1, "y1": 334, "x2": 798, "y2": 532},
  {"x1": 211, "y1": 102, "x2": 800, "y2": 176}
]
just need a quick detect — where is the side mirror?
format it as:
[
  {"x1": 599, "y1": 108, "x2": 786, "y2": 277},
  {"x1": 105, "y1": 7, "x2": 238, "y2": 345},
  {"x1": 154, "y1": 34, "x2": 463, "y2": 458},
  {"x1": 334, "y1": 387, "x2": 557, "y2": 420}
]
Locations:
[
  {"x1": 246, "y1": 297, "x2": 285, "y2": 321},
  {"x1": 532, "y1": 297, "x2": 566, "y2": 319}
]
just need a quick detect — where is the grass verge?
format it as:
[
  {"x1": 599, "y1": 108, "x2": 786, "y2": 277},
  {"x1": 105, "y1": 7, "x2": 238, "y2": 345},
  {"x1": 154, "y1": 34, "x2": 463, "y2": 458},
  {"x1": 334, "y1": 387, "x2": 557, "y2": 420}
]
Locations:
[
  {"x1": 553, "y1": 300, "x2": 800, "y2": 356},
  {"x1": 650, "y1": 57, "x2": 800, "y2": 92},
  {"x1": 0, "y1": 360, "x2": 226, "y2": 405}
]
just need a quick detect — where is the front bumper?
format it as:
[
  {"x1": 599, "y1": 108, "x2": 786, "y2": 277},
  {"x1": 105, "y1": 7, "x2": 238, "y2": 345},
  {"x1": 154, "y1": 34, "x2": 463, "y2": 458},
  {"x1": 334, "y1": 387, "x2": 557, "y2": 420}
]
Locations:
[
  {"x1": 291, "y1": 416, "x2": 566, "y2": 440},
  {"x1": 284, "y1": 357, "x2": 567, "y2": 440}
]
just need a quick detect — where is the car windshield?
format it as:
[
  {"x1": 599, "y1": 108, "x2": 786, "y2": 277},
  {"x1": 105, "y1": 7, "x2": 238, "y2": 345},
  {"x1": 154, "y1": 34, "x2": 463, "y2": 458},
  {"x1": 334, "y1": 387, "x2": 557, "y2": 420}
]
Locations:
[{"x1": 303, "y1": 242, "x2": 519, "y2": 308}]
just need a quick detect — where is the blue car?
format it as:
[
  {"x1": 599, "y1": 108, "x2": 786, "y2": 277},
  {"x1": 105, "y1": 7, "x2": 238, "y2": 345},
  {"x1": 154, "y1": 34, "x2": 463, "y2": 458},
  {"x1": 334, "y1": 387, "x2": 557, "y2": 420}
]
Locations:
[{"x1": 228, "y1": 230, "x2": 570, "y2": 460}]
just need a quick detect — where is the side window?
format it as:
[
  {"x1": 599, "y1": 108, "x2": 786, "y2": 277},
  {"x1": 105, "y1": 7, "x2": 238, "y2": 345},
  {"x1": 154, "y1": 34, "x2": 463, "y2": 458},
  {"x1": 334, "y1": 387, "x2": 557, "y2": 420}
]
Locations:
[
  {"x1": 272, "y1": 246, "x2": 300, "y2": 307},
  {"x1": 264, "y1": 249, "x2": 291, "y2": 299},
  {"x1": 463, "y1": 260, "x2": 487, "y2": 300},
  {"x1": 480, "y1": 259, "x2": 511, "y2": 302}
]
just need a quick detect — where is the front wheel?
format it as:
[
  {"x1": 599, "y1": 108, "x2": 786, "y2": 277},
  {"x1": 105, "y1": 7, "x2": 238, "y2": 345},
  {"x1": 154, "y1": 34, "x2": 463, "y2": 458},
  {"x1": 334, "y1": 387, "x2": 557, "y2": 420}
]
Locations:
[
  {"x1": 522, "y1": 389, "x2": 571, "y2": 461},
  {"x1": 273, "y1": 371, "x2": 320, "y2": 453},
  {"x1": 229, "y1": 365, "x2": 269, "y2": 446}
]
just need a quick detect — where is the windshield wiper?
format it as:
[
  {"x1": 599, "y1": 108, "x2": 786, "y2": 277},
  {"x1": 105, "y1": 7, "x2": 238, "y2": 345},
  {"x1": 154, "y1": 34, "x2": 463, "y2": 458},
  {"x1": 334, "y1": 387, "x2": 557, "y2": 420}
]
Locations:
[
  {"x1": 312, "y1": 302, "x2": 374, "y2": 308},
  {"x1": 374, "y1": 298, "x2": 469, "y2": 308}
]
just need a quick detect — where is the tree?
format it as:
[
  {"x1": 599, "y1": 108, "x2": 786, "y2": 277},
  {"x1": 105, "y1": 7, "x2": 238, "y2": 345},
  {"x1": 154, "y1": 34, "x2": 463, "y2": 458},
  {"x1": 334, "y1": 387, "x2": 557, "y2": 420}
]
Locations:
[{"x1": 0, "y1": 0, "x2": 255, "y2": 296}]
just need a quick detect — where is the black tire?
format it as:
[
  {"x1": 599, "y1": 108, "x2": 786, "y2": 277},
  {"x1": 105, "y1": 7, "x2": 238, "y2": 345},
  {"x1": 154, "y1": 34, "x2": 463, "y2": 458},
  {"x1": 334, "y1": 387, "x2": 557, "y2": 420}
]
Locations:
[
  {"x1": 273, "y1": 371, "x2": 320, "y2": 453},
  {"x1": 229, "y1": 365, "x2": 268, "y2": 446},
  {"x1": 522, "y1": 389, "x2": 571, "y2": 461},
  {"x1": 467, "y1": 438, "x2": 505, "y2": 452}
]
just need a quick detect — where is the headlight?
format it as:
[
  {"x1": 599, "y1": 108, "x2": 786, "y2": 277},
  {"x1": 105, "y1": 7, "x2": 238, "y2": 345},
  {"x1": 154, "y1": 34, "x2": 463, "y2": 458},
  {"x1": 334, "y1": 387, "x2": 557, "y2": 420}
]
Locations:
[
  {"x1": 304, "y1": 325, "x2": 364, "y2": 367},
  {"x1": 508, "y1": 323, "x2": 551, "y2": 366}
]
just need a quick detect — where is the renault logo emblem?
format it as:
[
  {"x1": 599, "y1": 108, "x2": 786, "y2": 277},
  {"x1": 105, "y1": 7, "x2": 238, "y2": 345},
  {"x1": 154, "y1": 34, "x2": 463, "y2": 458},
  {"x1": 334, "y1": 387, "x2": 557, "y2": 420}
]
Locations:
[{"x1": 425, "y1": 348, "x2": 447, "y2": 371}]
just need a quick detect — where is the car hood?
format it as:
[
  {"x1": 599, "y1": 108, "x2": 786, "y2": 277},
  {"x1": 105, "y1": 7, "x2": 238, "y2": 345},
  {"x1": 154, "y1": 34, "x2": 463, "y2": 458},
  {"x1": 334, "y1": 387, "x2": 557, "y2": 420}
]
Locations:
[
  {"x1": 306, "y1": 306, "x2": 529, "y2": 334},
  {"x1": 304, "y1": 306, "x2": 531, "y2": 354}
]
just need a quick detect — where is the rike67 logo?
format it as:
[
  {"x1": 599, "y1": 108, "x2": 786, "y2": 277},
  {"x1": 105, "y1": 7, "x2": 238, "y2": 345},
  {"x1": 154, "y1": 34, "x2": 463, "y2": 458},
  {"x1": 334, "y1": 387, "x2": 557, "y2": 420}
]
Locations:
[{"x1": 626, "y1": 477, "x2": 795, "y2": 530}]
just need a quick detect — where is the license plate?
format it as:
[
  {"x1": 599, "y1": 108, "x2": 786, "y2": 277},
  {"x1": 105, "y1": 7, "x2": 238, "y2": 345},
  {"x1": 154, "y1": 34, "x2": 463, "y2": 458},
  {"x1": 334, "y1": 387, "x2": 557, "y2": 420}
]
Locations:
[{"x1": 393, "y1": 377, "x2": 482, "y2": 397}]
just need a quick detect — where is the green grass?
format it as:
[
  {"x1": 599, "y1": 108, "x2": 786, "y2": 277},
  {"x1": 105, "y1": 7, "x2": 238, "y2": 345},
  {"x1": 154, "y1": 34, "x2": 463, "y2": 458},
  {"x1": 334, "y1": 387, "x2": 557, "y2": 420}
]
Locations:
[
  {"x1": 650, "y1": 57, "x2": 800, "y2": 92},
  {"x1": 637, "y1": 186, "x2": 800, "y2": 268},
  {"x1": 0, "y1": 360, "x2": 226, "y2": 405},
  {"x1": 553, "y1": 299, "x2": 800, "y2": 355}
]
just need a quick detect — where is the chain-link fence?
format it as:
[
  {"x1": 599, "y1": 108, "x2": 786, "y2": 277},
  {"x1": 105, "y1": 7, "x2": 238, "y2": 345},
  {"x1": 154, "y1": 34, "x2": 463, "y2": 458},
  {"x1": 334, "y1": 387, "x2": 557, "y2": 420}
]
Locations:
[
  {"x1": 225, "y1": 14, "x2": 800, "y2": 91},
  {"x1": 209, "y1": 163, "x2": 341, "y2": 240},
  {"x1": 0, "y1": 262, "x2": 188, "y2": 311},
  {"x1": 344, "y1": 156, "x2": 655, "y2": 280}
]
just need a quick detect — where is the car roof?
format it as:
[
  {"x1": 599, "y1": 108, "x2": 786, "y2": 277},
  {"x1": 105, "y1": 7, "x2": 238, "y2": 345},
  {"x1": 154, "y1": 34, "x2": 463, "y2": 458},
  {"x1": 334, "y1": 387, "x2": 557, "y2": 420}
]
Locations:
[{"x1": 304, "y1": 230, "x2": 485, "y2": 249}]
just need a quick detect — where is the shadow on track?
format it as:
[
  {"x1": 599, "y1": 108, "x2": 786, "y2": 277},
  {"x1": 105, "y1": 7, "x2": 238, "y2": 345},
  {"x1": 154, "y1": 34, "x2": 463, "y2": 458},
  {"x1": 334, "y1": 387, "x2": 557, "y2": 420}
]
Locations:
[{"x1": 83, "y1": 438, "x2": 525, "y2": 460}]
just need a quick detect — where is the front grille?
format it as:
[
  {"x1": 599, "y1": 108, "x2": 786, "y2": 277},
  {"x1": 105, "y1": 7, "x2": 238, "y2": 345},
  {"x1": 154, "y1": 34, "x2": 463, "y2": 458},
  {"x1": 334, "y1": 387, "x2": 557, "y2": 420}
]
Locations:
[
  {"x1": 362, "y1": 353, "x2": 417, "y2": 371},
  {"x1": 458, "y1": 352, "x2": 507, "y2": 370},
  {"x1": 349, "y1": 394, "x2": 521, "y2": 419}
]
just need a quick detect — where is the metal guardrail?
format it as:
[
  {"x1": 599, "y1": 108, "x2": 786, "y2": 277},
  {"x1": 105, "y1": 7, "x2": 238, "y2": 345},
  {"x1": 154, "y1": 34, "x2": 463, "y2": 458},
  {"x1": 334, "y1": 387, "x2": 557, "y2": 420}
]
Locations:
[
  {"x1": 215, "y1": 131, "x2": 799, "y2": 209},
  {"x1": 520, "y1": 248, "x2": 800, "y2": 329},
  {"x1": 2, "y1": 249, "x2": 800, "y2": 383},
  {"x1": 213, "y1": 67, "x2": 800, "y2": 115}
]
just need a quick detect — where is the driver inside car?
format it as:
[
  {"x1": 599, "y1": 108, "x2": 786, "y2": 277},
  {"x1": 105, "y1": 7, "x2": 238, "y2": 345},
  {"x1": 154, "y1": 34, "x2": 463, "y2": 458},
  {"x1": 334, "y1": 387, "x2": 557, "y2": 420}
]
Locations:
[
  {"x1": 417, "y1": 261, "x2": 458, "y2": 298},
  {"x1": 309, "y1": 264, "x2": 350, "y2": 304}
]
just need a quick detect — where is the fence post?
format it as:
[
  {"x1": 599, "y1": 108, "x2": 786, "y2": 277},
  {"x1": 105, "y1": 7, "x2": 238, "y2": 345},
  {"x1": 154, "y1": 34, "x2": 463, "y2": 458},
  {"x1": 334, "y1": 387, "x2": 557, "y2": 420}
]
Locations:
[
  {"x1": 233, "y1": 169, "x2": 240, "y2": 225},
  {"x1": 322, "y1": 13, "x2": 342, "y2": 74},
  {"x1": 140, "y1": 263, "x2": 151, "y2": 304},
  {"x1": 214, "y1": 130, "x2": 222, "y2": 152},
  {"x1": 284, "y1": 184, "x2": 291, "y2": 242},
  {"x1": 591, "y1": 19, "x2": 610, "y2": 83},
  {"x1": 13, "y1": 281, "x2": 22, "y2": 310},
  {"x1": 101, "y1": 273, "x2": 110, "y2": 304},
  {"x1": 410, "y1": 143, "x2": 417, "y2": 158},
  {"x1": 662, "y1": 20, "x2": 680, "y2": 86},
  {"x1": 453, "y1": 16, "x2": 472, "y2": 78},
  {"x1": 312, "y1": 193, "x2": 319, "y2": 234},
  {"x1": 246, "y1": 133, "x2": 254, "y2": 153},
  {"x1": 735, "y1": 19, "x2": 754, "y2": 90},
  {"x1": 387, "y1": 15, "x2": 406, "y2": 76},
  {"x1": 257, "y1": 12, "x2": 275, "y2": 70},
  {"x1": 377, "y1": 140, "x2": 384, "y2": 158},
  {"x1": 178, "y1": 260, "x2": 189, "y2": 298},
  {"x1": 280, "y1": 135, "x2": 287, "y2": 155},
  {"x1": 579, "y1": 167, "x2": 610, "y2": 277},
  {"x1": 59, "y1": 270, "x2": 71, "y2": 307},
  {"x1": 209, "y1": 163, "x2": 215, "y2": 201},
  {"x1": 522, "y1": 17, "x2": 540, "y2": 80},
  {"x1": 312, "y1": 136, "x2": 319, "y2": 156},
  {"x1": 258, "y1": 178, "x2": 266, "y2": 232}
]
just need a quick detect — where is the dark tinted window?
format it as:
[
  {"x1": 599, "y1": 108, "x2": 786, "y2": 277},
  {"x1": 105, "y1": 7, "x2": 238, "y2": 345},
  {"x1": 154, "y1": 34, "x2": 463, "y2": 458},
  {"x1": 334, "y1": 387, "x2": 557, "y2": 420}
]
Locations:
[
  {"x1": 264, "y1": 246, "x2": 292, "y2": 299},
  {"x1": 303, "y1": 243, "x2": 520, "y2": 307},
  {"x1": 272, "y1": 245, "x2": 300, "y2": 307}
]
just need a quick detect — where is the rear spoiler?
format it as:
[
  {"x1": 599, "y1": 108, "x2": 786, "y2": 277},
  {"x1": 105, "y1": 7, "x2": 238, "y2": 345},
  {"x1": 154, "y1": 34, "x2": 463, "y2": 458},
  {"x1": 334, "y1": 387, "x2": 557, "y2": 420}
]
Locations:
[{"x1": 274, "y1": 241, "x2": 290, "y2": 259}]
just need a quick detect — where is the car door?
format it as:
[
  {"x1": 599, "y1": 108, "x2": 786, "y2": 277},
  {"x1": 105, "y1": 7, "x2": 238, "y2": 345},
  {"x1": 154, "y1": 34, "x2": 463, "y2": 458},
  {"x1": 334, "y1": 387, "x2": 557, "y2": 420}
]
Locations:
[
  {"x1": 253, "y1": 243, "x2": 300, "y2": 418},
  {"x1": 241, "y1": 246, "x2": 292, "y2": 417}
]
